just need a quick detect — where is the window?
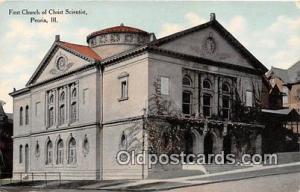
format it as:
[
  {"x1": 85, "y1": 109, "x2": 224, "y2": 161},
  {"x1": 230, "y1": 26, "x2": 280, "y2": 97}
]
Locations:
[
  {"x1": 19, "y1": 107, "x2": 23, "y2": 126},
  {"x1": 182, "y1": 91, "x2": 192, "y2": 115},
  {"x1": 83, "y1": 137, "x2": 89, "y2": 156},
  {"x1": 183, "y1": 76, "x2": 192, "y2": 86},
  {"x1": 282, "y1": 86, "x2": 289, "y2": 105},
  {"x1": 25, "y1": 105, "x2": 29, "y2": 125},
  {"x1": 120, "y1": 132, "x2": 127, "y2": 150},
  {"x1": 49, "y1": 107, "x2": 54, "y2": 127},
  {"x1": 72, "y1": 88, "x2": 77, "y2": 99},
  {"x1": 161, "y1": 77, "x2": 170, "y2": 95},
  {"x1": 59, "y1": 105, "x2": 65, "y2": 125},
  {"x1": 19, "y1": 145, "x2": 23, "y2": 163},
  {"x1": 46, "y1": 140, "x2": 53, "y2": 165},
  {"x1": 49, "y1": 95, "x2": 54, "y2": 104},
  {"x1": 203, "y1": 79, "x2": 211, "y2": 89},
  {"x1": 35, "y1": 142, "x2": 40, "y2": 158},
  {"x1": 222, "y1": 83, "x2": 231, "y2": 119},
  {"x1": 70, "y1": 102, "x2": 77, "y2": 123},
  {"x1": 222, "y1": 95, "x2": 230, "y2": 119},
  {"x1": 68, "y1": 138, "x2": 76, "y2": 164},
  {"x1": 120, "y1": 80, "x2": 128, "y2": 99},
  {"x1": 203, "y1": 94, "x2": 212, "y2": 117},
  {"x1": 60, "y1": 92, "x2": 65, "y2": 102},
  {"x1": 57, "y1": 139, "x2": 64, "y2": 165},
  {"x1": 246, "y1": 91, "x2": 253, "y2": 107}
]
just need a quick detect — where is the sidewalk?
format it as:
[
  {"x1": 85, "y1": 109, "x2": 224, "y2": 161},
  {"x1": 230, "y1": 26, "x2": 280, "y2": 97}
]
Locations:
[{"x1": 84, "y1": 162, "x2": 300, "y2": 191}]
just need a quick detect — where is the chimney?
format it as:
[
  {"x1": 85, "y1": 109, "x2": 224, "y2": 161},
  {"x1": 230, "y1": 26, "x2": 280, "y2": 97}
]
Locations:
[
  {"x1": 55, "y1": 35, "x2": 60, "y2": 42},
  {"x1": 210, "y1": 13, "x2": 216, "y2": 21}
]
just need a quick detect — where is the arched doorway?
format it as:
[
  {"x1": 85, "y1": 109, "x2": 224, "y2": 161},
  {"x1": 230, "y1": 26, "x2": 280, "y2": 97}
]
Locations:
[
  {"x1": 204, "y1": 132, "x2": 214, "y2": 163},
  {"x1": 185, "y1": 131, "x2": 194, "y2": 162},
  {"x1": 223, "y1": 135, "x2": 232, "y2": 162},
  {"x1": 25, "y1": 144, "x2": 29, "y2": 173}
]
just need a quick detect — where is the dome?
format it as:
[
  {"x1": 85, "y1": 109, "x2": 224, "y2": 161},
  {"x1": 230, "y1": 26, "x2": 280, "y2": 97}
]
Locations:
[
  {"x1": 87, "y1": 24, "x2": 149, "y2": 42},
  {"x1": 86, "y1": 24, "x2": 151, "y2": 58}
]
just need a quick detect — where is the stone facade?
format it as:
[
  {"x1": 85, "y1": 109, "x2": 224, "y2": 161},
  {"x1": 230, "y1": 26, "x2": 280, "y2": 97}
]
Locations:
[{"x1": 10, "y1": 14, "x2": 267, "y2": 180}]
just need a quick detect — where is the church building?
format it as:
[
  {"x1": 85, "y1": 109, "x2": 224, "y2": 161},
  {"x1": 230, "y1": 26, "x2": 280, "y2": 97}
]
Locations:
[{"x1": 10, "y1": 13, "x2": 268, "y2": 180}]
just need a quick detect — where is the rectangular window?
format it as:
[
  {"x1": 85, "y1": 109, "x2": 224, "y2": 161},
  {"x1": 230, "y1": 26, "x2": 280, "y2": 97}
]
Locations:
[
  {"x1": 182, "y1": 91, "x2": 192, "y2": 114},
  {"x1": 121, "y1": 80, "x2": 128, "y2": 99},
  {"x1": 70, "y1": 103, "x2": 77, "y2": 123},
  {"x1": 49, "y1": 108, "x2": 54, "y2": 127},
  {"x1": 203, "y1": 94, "x2": 211, "y2": 117},
  {"x1": 222, "y1": 95, "x2": 230, "y2": 119},
  {"x1": 59, "y1": 105, "x2": 65, "y2": 125},
  {"x1": 246, "y1": 91, "x2": 253, "y2": 107},
  {"x1": 282, "y1": 87, "x2": 289, "y2": 105},
  {"x1": 161, "y1": 77, "x2": 170, "y2": 95}
]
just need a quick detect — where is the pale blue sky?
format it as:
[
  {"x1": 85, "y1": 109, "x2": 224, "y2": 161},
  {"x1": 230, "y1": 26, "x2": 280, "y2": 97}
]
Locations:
[{"x1": 0, "y1": 1, "x2": 299, "y2": 112}]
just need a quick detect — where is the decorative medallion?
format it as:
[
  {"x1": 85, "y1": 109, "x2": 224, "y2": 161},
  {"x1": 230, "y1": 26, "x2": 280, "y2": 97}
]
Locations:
[
  {"x1": 203, "y1": 32, "x2": 216, "y2": 55},
  {"x1": 125, "y1": 34, "x2": 134, "y2": 43},
  {"x1": 50, "y1": 53, "x2": 73, "y2": 75},
  {"x1": 137, "y1": 35, "x2": 145, "y2": 44},
  {"x1": 111, "y1": 34, "x2": 120, "y2": 43},
  {"x1": 99, "y1": 34, "x2": 108, "y2": 44}
]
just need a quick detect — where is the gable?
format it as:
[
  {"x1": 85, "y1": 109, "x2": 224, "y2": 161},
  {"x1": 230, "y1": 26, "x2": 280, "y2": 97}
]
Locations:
[
  {"x1": 152, "y1": 20, "x2": 268, "y2": 74},
  {"x1": 158, "y1": 26, "x2": 254, "y2": 69},
  {"x1": 32, "y1": 47, "x2": 91, "y2": 84}
]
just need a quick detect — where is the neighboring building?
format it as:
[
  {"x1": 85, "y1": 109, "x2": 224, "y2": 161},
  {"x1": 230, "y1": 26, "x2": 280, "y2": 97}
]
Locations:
[
  {"x1": 10, "y1": 13, "x2": 268, "y2": 180},
  {"x1": 0, "y1": 101, "x2": 13, "y2": 178},
  {"x1": 267, "y1": 60, "x2": 300, "y2": 111}
]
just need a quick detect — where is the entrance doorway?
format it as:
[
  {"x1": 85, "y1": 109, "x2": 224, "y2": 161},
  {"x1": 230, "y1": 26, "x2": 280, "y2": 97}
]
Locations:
[
  {"x1": 223, "y1": 135, "x2": 232, "y2": 162},
  {"x1": 185, "y1": 131, "x2": 194, "y2": 162},
  {"x1": 204, "y1": 132, "x2": 214, "y2": 163}
]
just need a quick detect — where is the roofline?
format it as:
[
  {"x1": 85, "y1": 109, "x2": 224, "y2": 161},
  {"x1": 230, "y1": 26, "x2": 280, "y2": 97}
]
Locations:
[
  {"x1": 26, "y1": 41, "x2": 97, "y2": 86},
  {"x1": 150, "y1": 19, "x2": 268, "y2": 74},
  {"x1": 86, "y1": 28, "x2": 149, "y2": 42},
  {"x1": 10, "y1": 64, "x2": 97, "y2": 97},
  {"x1": 9, "y1": 87, "x2": 30, "y2": 97}
]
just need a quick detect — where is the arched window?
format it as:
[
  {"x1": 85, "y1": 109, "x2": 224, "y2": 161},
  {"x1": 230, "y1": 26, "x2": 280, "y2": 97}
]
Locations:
[
  {"x1": 203, "y1": 79, "x2": 211, "y2": 89},
  {"x1": 59, "y1": 105, "x2": 65, "y2": 125},
  {"x1": 120, "y1": 132, "x2": 127, "y2": 148},
  {"x1": 19, "y1": 145, "x2": 23, "y2": 163},
  {"x1": 222, "y1": 83, "x2": 230, "y2": 93},
  {"x1": 183, "y1": 75, "x2": 192, "y2": 87},
  {"x1": 46, "y1": 140, "x2": 53, "y2": 165},
  {"x1": 49, "y1": 95, "x2": 54, "y2": 104},
  {"x1": 72, "y1": 88, "x2": 77, "y2": 98},
  {"x1": 25, "y1": 105, "x2": 29, "y2": 125},
  {"x1": 35, "y1": 142, "x2": 40, "y2": 158},
  {"x1": 68, "y1": 138, "x2": 76, "y2": 164},
  {"x1": 57, "y1": 139, "x2": 64, "y2": 164},
  {"x1": 19, "y1": 107, "x2": 23, "y2": 126},
  {"x1": 49, "y1": 107, "x2": 54, "y2": 127},
  {"x1": 83, "y1": 137, "x2": 89, "y2": 156},
  {"x1": 60, "y1": 92, "x2": 65, "y2": 102},
  {"x1": 70, "y1": 102, "x2": 77, "y2": 123}
]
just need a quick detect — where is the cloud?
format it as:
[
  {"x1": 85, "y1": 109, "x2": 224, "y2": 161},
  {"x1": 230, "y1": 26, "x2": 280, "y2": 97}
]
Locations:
[
  {"x1": 228, "y1": 16, "x2": 247, "y2": 34},
  {"x1": 158, "y1": 12, "x2": 205, "y2": 37},
  {"x1": 185, "y1": 12, "x2": 206, "y2": 26},
  {"x1": 158, "y1": 23, "x2": 184, "y2": 37}
]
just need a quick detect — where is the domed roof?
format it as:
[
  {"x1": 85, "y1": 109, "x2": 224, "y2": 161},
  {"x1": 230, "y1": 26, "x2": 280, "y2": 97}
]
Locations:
[{"x1": 87, "y1": 24, "x2": 149, "y2": 41}]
